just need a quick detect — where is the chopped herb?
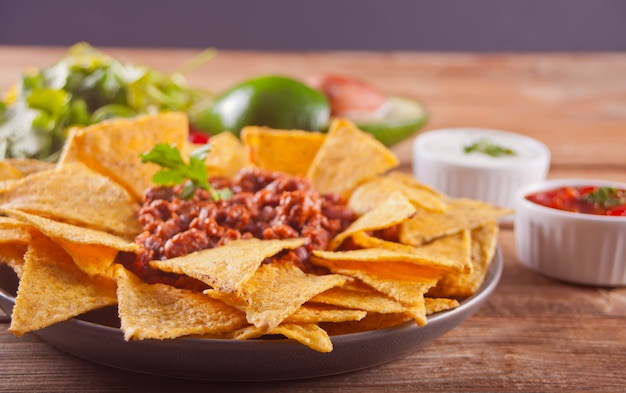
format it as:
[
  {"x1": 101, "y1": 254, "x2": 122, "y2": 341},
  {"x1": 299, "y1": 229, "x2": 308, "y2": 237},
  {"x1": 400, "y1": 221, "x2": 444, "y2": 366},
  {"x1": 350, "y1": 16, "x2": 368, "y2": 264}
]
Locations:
[
  {"x1": 464, "y1": 139, "x2": 516, "y2": 157},
  {"x1": 140, "y1": 143, "x2": 231, "y2": 201},
  {"x1": 582, "y1": 187, "x2": 626, "y2": 209}
]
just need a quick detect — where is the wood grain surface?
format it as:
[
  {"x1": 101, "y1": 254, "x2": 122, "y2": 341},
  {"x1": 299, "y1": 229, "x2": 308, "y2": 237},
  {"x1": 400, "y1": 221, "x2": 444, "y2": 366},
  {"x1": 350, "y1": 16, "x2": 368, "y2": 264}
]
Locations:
[{"x1": 1, "y1": 46, "x2": 625, "y2": 392}]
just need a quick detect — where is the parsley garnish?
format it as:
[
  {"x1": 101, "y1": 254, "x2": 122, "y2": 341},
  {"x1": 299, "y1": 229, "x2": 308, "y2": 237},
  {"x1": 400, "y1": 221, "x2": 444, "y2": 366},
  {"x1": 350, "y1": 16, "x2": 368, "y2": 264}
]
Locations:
[
  {"x1": 582, "y1": 187, "x2": 626, "y2": 209},
  {"x1": 140, "y1": 143, "x2": 232, "y2": 201},
  {"x1": 464, "y1": 139, "x2": 516, "y2": 157}
]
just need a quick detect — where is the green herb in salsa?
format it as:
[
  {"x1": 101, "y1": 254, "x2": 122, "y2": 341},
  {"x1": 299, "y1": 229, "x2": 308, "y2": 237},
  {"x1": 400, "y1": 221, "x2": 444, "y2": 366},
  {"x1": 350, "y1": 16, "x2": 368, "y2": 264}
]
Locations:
[
  {"x1": 140, "y1": 143, "x2": 232, "y2": 201},
  {"x1": 464, "y1": 139, "x2": 516, "y2": 157},
  {"x1": 526, "y1": 185, "x2": 626, "y2": 216}
]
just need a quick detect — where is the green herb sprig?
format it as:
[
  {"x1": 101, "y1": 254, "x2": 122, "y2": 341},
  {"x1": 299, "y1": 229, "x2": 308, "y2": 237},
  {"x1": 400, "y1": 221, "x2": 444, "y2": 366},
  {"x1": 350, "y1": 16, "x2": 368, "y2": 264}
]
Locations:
[
  {"x1": 140, "y1": 143, "x2": 232, "y2": 201},
  {"x1": 464, "y1": 139, "x2": 516, "y2": 157},
  {"x1": 582, "y1": 187, "x2": 626, "y2": 209}
]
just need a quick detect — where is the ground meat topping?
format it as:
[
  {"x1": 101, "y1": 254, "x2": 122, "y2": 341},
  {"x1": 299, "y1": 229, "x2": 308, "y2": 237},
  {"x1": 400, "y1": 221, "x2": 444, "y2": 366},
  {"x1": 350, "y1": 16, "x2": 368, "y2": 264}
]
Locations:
[{"x1": 121, "y1": 167, "x2": 356, "y2": 289}]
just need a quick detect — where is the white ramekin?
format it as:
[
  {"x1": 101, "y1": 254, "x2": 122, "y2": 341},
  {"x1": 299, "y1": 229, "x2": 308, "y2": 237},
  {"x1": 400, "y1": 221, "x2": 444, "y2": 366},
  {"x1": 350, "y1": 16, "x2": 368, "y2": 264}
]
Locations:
[
  {"x1": 515, "y1": 178, "x2": 626, "y2": 286},
  {"x1": 412, "y1": 128, "x2": 551, "y2": 210}
]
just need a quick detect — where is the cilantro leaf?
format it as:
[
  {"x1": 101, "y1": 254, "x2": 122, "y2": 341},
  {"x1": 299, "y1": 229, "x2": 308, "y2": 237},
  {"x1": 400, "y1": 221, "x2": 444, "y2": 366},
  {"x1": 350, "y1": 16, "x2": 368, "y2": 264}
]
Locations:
[
  {"x1": 464, "y1": 139, "x2": 516, "y2": 157},
  {"x1": 140, "y1": 143, "x2": 230, "y2": 201},
  {"x1": 582, "y1": 187, "x2": 626, "y2": 209}
]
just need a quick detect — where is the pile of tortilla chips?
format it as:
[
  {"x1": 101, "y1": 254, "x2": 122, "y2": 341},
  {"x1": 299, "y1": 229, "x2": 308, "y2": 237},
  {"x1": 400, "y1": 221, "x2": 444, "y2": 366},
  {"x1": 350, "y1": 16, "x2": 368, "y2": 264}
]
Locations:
[{"x1": 0, "y1": 113, "x2": 511, "y2": 352}]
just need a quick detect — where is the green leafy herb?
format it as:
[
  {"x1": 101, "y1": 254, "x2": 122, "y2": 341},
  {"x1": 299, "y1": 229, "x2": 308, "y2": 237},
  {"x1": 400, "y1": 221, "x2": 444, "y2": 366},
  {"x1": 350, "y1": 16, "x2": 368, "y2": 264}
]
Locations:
[
  {"x1": 464, "y1": 139, "x2": 516, "y2": 157},
  {"x1": 582, "y1": 187, "x2": 626, "y2": 209},
  {"x1": 0, "y1": 42, "x2": 215, "y2": 161},
  {"x1": 140, "y1": 143, "x2": 232, "y2": 201}
]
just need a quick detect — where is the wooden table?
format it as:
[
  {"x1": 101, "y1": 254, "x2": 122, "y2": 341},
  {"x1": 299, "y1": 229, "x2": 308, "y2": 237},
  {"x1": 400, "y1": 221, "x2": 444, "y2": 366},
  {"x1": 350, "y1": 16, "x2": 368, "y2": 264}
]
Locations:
[{"x1": 1, "y1": 46, "x2": 625, "y2": 392}]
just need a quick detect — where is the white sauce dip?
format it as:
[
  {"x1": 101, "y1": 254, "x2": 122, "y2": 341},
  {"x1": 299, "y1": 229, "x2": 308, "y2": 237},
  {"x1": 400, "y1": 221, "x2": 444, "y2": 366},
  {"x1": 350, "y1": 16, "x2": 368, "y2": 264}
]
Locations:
[{"x1": 419, "y1": 128, "x2": 548, "y2": 167}]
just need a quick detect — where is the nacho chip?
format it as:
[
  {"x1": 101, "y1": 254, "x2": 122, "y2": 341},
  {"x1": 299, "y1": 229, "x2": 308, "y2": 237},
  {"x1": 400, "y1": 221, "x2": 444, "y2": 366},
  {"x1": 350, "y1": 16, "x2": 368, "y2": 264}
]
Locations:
[
  {"x1": 348, "y1": 176, "x2": 447, "y2": 215},
  {"x1": 1, "y1": 209, "x2": 139, "y2": 253},
  {"x1": 425, "y1": 297, "x2": 460, "y2": 314},
  {"x1": 310, "y1": 285, "x2": 414, "y2": 315},
  {"x1": 329, "y1": 191, "x2": 416, "y2": 250},
  {"x1": 58, "y1": 112, "x2": 188, "y2": 201},
  {"x1": 150, "y1": 237, "x2": 307, "y2": 298},
  {"x1": 313, "y1": 246, "x2": 468, "y2": 274},
  {"x1": 0, "y1": 215, "x2": 33, "y2": 244},
  {"x1": 1, "y1": 209, "x2": 140, "y2": 278},
  {"x1": 351, "y1": 229, "x2": 472, "y2": 275},
  {"x1": 416, "y1": 229, "x2": 473, "y2": 273},
  {"x1": 306, "y1": 118, "x2": 398, "y2": 197},
  {"x1": 428, "y1": 221, "x2": 499, "y2": 297},
  {"x1": 241, "y1": 126, "x2": 326, "y2": 176},
  {"x1": 2, "y1": 158, "x2": 54, "y2": 177},
  {"x1": 386, "y1": 171, "x2": 445, "y2": 197},
  {"x1": 270, "y1": 323, "x2": 333, "y2": 353},
  {"x1": 9, "y1": 236, "x2": 117, "y2": 336},
  {"x1": 285, "y1": 303, "x2": 367, "y2": 324},
  {"x1": 227, "y1": 322, "x2": 334, "y2": 353},
  {"x1": 400, "y1": 197, "x2": 512, "y2": 246},
  {"x1": 0, "y1": 164, "x2": 141, "y2": 238},
  {"x1": 185, "y1": 131, "x2": 249, "y2": 178},
  {"x1": 205, "y1": 262, "x2": 349, "y2": 331},
  {"x1": 0, "y1": 161, "x2": 22, "y2": 181},
  {"x1": 0, "y1": 216, "x2": 35, "y2": 278},
  {"x1": 315, "y1": 264, "x2": 433, "y2": 325},
  {"x1": 115, "y1": 267, "x2": 247, "y2": 340}
]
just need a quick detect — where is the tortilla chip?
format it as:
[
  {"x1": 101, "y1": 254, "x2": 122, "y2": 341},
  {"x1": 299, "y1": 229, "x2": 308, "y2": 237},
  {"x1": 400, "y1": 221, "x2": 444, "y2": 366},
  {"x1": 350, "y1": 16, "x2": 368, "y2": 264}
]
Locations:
[
  {"x1": 2, "y1": 158, "x2": 54, "y2": 177},
  {"x1": 58, "y1": 112, "x2": 188, "y2": 201},
  {"x1": 0, "y1": 161, "x2": 22, "y2": 181},
  {"x1": 270, "y1": 323, "x2": 333, "y2": 353},
  {"x1": 313, "y1": 246, "x2": 468, "y2": 274},
  {"x1": 1, "y1": 208, "x2": 139, "y2": 278},
  {"x1": 306, "y1": 118, "x2": 398, "y2": 197},
  {"x1": 400, "y1": 197, "x2": 512, "y2": 246},
  {"x1": 416, "y1": 229, "x2": 473, "y2": 273},
  {"x1": 0, "y1": 244, "x2": 26, "y2": 278},
  {"x1": 348, "y1": 176, "x2": 447, "y2": 215},
  {"x1": 1, "y1": 209, "x2": 139, "y2": 252},
  {"x1": 115, "y1": 267, "x2": 247, "y2": 340},
  {"x1": 329, "y1": 191, "x2": 416, "y2": 250},
  {"x1": 386, "y1": 171, "x2": 445, "y2": 197},
  {"x1": 206, "y1": 262, "x2": 349, "y2": 331},
  {"x1": 315, "y1": 264, "x2": 432, "y2": 325},
  {"x1": 0, "y1": 216, "x2": 34, "y2": 278},
  {"x1": 227, "y1": 321, "x2": 334, "y2": 353},
  {"x1": 310, "y1": 284, "x2": 414, "y2": 315},
  {"x1": 241, "y1": 126, "x2": 326, "y2": 176},
  {"x1": 150, "y1": 237, "x2": 307, "y2": 298},
  {"x1": 0, "y1": 215, "x2": 33, "y2": 244},
  {"x1": 285, "y1": 303, "x2": 367, "y2": 324},
  {"x1": 184, "y1": 131, "x2": 249, "y2": 178},
  {"x1": 9, "y1": 236, "x2": 117, "y2": 336},
  {"x1": 0, "y1": 164, "x2": 141, "y2": 238},
  {"x1": 425, "y1": 297, "x2": 460, "y2": 314},
  {"x1": 428, "y1": 221, "x2": 499, "y2": 297}
]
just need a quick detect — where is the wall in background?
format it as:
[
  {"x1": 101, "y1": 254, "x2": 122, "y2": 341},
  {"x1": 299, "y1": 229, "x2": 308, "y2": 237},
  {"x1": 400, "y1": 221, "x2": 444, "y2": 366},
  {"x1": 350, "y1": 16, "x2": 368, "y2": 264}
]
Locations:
[{"x1": 1, "y1": 0, "x2": 625, "y2": 51}]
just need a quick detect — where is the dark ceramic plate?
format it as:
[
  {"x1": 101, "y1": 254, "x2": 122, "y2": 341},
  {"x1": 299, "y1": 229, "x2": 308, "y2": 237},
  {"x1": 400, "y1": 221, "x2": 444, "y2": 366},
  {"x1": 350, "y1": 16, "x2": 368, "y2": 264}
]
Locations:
[{"x1": 0, "y1": 248, "x2": 502, "y2": 381}]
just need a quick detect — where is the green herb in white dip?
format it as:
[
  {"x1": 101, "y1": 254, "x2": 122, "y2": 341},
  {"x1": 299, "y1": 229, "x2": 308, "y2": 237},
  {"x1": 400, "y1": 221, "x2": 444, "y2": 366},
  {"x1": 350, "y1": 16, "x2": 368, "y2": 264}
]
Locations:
[{"x1": 464, "y1": 139, "x2": 517, "y2": 157}]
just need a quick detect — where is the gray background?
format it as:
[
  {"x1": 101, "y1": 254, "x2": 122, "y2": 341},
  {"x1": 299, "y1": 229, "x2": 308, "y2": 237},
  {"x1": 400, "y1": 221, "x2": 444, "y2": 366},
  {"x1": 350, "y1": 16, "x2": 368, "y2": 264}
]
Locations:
[{"x1": 1, "y1": 0, "x2": 625, "y2": 51}]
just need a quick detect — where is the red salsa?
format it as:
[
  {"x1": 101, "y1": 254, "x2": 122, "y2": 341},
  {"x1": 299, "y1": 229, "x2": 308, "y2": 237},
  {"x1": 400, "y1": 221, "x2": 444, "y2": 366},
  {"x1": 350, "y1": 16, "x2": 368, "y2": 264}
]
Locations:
[
  {"x1": 116, "y1": 167, "x2": 357, "y2": 290},
  {"x1": 526, "y1": 185, "x2": 626, "y2": 216}
]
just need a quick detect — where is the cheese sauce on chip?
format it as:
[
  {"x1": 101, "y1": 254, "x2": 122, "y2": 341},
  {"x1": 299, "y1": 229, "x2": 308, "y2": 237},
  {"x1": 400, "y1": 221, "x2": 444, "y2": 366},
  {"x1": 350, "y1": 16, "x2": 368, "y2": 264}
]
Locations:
[{"x1": 118, "y1": 167, "x2": 356, "y2": 289}]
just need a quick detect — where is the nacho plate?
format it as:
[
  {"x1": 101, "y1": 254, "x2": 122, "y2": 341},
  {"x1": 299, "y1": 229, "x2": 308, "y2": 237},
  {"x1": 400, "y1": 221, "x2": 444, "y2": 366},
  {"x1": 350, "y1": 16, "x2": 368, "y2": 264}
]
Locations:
[{"x1": 0, "y1": 248, "x2": 501, "y2": 381}]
